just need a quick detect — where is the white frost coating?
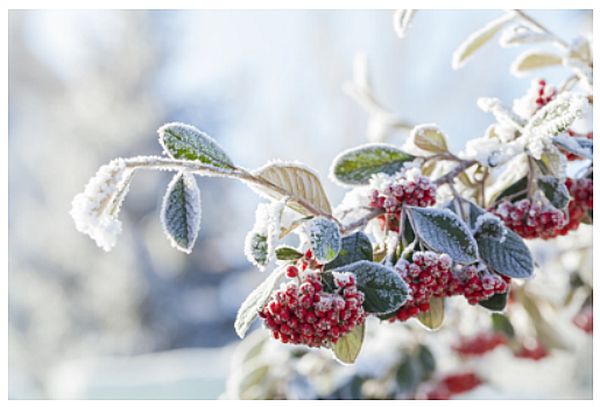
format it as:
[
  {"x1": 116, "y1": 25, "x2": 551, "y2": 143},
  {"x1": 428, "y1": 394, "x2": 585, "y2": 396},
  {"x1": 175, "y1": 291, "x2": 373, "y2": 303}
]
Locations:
[
  {"x1": 522, "y1": 92, "x2": 588, "y2": 159},
  {"x1": 452, "y1": 12, "x2": 515, "y2": 69},
  {"x1": 70, "y1": 158, "x2": 131, "y2": 251},
  {"x1": 393, "y1": 9, "x2": 415, "y2": 39},
  {"x1": 513, "y1": 79, "x2": 556, "y2": 120},
  {"x1": 499, "y1": 25, "x2": 551, "y2": 47}
]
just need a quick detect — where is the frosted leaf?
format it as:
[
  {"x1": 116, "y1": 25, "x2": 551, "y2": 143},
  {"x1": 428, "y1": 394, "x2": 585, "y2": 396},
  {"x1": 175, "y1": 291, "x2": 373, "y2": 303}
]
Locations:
[
  {"x1": 537, "y1": 176, "x2": 570, "y2": 210},
  {"x1": 305, "y1": 216, "x2": 341, "y2": 264},
  {"x1": 160, "y1": 172, "x2": 202, "y2": 254},
  {"x1": 452, "y1": 12, "x2": 515, "y2": 69},
  {"x1": 466, "y1": 201, "x2": 533, "y2": 279},
  {"x1": 250, "y1": 160, "x2": 332, "y2": 216},
  {"x1": 392, "y1": 9, "x2": 415, "y2": 39},
  {"x1": 510, "y1": 49, "x2": 563, "y2": 77},
  {"x1": 332, "y1": 260, "x2": 409, "y2": 314},
  {"x1": 416, "y1": 296, "x2": 444, "y2": 331},
  {"x1": 477, "y1": 97, "x2": 526, "y2": 130},
  {"x1": 330, "y1": 143, "x2": 414, "y2": 186},
  {"x1": 410, "y1": 124, "x2": 448, "y2": 154},
  {"x1": 523, "y1": 92, "x2": 588, "y2": 159},
  {"x1": 407, "y1": 206, "x2": 478, "y2": 264},
  {"x1": 324, "y1": 231, "x2": 373, "y2": 271},
  {"x1": 158, "y1": 122, "x2": 235, "y2": 169},
  {"x1": 499, "y1": 25, "x2": 552, "y2": 47},
  {"x1": 70, "y1": 158, "x2": 132, "y2": 251},
  {"x1": 473, "y1": 212, "x2": 507, "y2": 242},
  {"x1": 332, "y1": 322, "x2": 365, "y2": 364},
  {"x1": 234, "y1": 267, "x2": 287, "y2": 338}
]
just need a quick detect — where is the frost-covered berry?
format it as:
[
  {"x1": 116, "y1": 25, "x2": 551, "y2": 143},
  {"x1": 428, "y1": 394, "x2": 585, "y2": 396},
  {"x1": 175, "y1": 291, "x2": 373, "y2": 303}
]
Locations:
[
  {"x1": 452, "y1": 332, "x2": 507, "y2": 356},
  {"x1": 450, "y1": 265, "x2": 510, "y2": 305},
  {"x1": 490, "y1": 199, "x2": 567, "y2": 240},
  {"x1": 368, "y1": 168, "x2": 436, "y2": 231},
  {"x1": 390, "y1": 252, "x2": 454, "y2": 321},
  {"x1": 258, "y1": 270, "x2": 365, "y2": 348}
]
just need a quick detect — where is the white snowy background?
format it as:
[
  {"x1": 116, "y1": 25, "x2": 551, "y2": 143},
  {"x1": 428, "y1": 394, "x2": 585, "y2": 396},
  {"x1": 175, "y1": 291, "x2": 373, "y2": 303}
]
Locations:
[{"x1": 8, "y1": 9, "x2": 592, "y2": 399}]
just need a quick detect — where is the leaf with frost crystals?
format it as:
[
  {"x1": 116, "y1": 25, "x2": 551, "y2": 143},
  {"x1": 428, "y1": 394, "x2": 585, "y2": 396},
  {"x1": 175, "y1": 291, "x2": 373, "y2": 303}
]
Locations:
[
  {"x1": 330, "y1": 144, "x2": 414, "y2": 186},
  {"x1": 452, "y1": 12, "x2": 515, "y2": 69},
  {"x1": 332, "y1": 322, "x2": 365, "y2": 364},
  {"x1": 250, "y1": 161, "x2": 332, "y2": 216},
  {"x1": 331, "y1": 260, "x2": 409, "y2": 314},
  {"x1": 324, "y1": 231, "x2": 373, "y2": 271},
  {"x1": 160, "y1": 172, "x2": 202, "y2": 254},
  {"x1": 407, "y1": 206, "x2": 478, "y2": 264},
  {"x1": 158, "y1": 122, "x2": 235, "y2": 169},
  {"x1": 305, "y1": 216, "x2": 341, "y2": 264},
  {"x1": 510, "y1": 49, "x2": 563, "y2": 77},
  {"x1": 417, "y1": 296, "x2": 444, "y2": 330},
  {"x1": 538, "y1": 176, "x2": 570, "y2": 210},
  {"x1": 499, "y1": 25, "x2": 552, "y2": 47},
  {"x1": 234, "y1": 267, "x2": 286, "y2": 339},
  {"x1": 523, "y1": 92, "x2": 588, "y2": 160},
  {"x1": 393, "y1": 9, "x2": 416, "y2": 38},
  {"x1": 411, "y1": 124, "x2": 448, "y2": 154}
]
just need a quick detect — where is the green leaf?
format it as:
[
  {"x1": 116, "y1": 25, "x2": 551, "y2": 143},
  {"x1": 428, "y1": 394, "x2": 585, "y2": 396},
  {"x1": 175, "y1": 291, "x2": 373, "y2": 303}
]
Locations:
[
  {"x1": 324, "y1": 231, "x2": 373, "y2": 271},
  {"x1": 331, "y1": 260, "x2": 409, "y2": 314},
  {"x1": 407, "y1": 206, "x2": 478, "y2": 264},
  {"x1": 412, "y1": 124, "x2": 449, "y2": 153},
  {"x1": 416, "y1": 296, "x2": 445, "y2": 330},
  {"x1": 479, "y1": 291, "x2": 508, "y2": 312},
  {"x1": 234, "y1": 267, "x2": 287, "y2": 338},
  {"x1": 332, "y1": 322, "x2": 365, "y2": 364},
  {"x1": 491, "y1": 313, "x2": 515, "y2": 338},
  {"x1": 274, "y1": 246, "x2": 303, "y2": 261},
  {"x1": 251, "y1": 162, "x2": 332, "y2": 216},
  {"x1": 158, "y1": 122, "x2": 234, "y2": 169},
  {"x1": 538, "y1": 176, "x2": 570, "y2": 209},
  {"x1": 306, "y1": 216, "x2": 342, "y2": 264},
  {"x1": 160, "y1": 172, "x2": 202, "y2": 254},
  {"x1": 467, "y1": 202, "x2": 534, "y2": 279},
  {"x1": 330, "y1": 144, "x2": 414, "y2": 186}
]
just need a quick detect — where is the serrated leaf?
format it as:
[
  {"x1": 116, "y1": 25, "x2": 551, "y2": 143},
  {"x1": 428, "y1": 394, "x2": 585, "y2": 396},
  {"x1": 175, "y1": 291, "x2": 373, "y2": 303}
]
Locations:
[
  {"x1": 412, "y1": 124, "x2": 448, "y2": 153},
  {"x1": 452, "y1": 12, "x2": 515, "y2": 69},
  {"x1": 274, "y1": 246, "x2": 303, "y2": 261},
  {"x1": 407, "y1": 207, "x2": 478, "y2": 264},
  {"x1": 332, "y1": 260, "x2": 409, "y2": 314},
  {"x1": 538, "y1": 176, "x2": 570, "y2": 209},
  {"x1": 417, "y1": 296, "x2": 445, "y2": 330},
  {"x1": 330, "y1": 144, "x2": 414, "y2": 186},
  {"x1": 158, "y1": 122, "x2": 234, "y2": 169},
  {"x1": 479, "y1": 291, "x2": 508, "y2": 312},
  {"x1": 332, "y1": 322, "x2": 365, "y2": 364},
  {"x1": 234, "y1": 267, "x2": 287, "y2": 338},
  {"x1": 251, "y1": 162, "x2": 332, "y2": 216},
  {"x1": 306, "y1": 216, "x2": 341, "y2": 264},
  {"x1": 324, "y1": 231, "x2": 373, "y2": 271},
  {"x1": 160, "y1": 172, "x2": 202, "y2": 254},
  {"x1": 467, "y1": 202, "x2": 534, "y2": 279},
  {"x1": 511, "y1": 50, "x2": 563, "y2": 76}
]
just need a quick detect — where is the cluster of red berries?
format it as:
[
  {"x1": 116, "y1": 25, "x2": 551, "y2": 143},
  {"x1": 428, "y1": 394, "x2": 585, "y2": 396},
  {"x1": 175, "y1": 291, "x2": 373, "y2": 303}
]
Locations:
[
  {"x1": 390, "y1": 252, "x2": 454, "y2": 321},
  {"x1": 490, "y1": 199, "x2": 567, "y2": 240},
  {"x1": 553, "y1": 177, "x2": 594, "y2": 236},
  {"x1": 369, "y1": 172, "x2": 437, "y2": 232},
  {"x1": 563, "y1": 130, "x2": 593, "y2": 161},
  {"x1": 259, "y1": 268, "x2": 366, "y2": 348},
  {"x1": 450, "y1": 265, "x2": 511, "y2": 305},
  {"x1": 418, "y1": 372, "x2": 483, "y2": 400},
  {"x1": 533, "y1": 79, "x2": 556, "y2": 111},
  {"x1": 389, "y1": 252, "x2": 510, "y2": 322},
  {"x1": 573, "y1": 305, "x2": 593, "y2": 334},
  {"x1": 452, "y1": 332, "x2": 508, "y2": 357}
]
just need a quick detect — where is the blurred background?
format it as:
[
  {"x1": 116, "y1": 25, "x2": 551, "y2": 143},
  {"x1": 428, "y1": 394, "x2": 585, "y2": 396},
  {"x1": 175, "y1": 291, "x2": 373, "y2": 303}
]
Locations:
[{"x1": 8, "y1": 9, "x2": 592, "y2": 399}]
